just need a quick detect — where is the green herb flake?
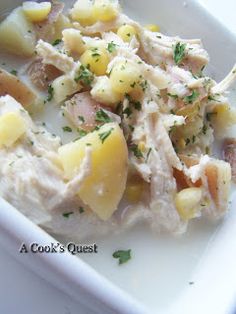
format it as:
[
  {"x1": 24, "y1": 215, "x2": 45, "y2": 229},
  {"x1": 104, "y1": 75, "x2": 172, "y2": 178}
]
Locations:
[
  {"x1": 95, "y1": 109, "x2": 112, "y2": 123},
  {"x1": 167, "y1": 93, "x2": 178, "y2": 99},
  {"x1": 208, "y1": 95, "x2": 220, "y2": 102},
  {"x1": 173, "y1": 42, "x2": 186, "y2": 65},
  {"x1": 184, "y1": 90, "x2": 199, "y2": 104},
  {"x1": 75, "y1": 65, "x2": 94, "y2": 87},
  {"x1": 78, "y1": 115, "x2": 85, "y2": 123},
  {"x1": 10, "y1": 69, "x2": 18, "y2": 76},
  {"x1": 98, "y1": 127, "x2": 114, "y2": 144},
  {"x1": 146, "y1": 148, "x2": 152, "y2": 161},
  {"x1": 62, "y1": 126, "x2": 72, "y2": 132},
  {"x1": 140, "y1": 80, "x2": 148, "y2": 91},
  {"x1": 123, "y1": 107, "x2": 132, "y2": 118},
  {"x1": 133, "y1": 101, "x2": 142, "y2": 111},
  {"x1": 91, "y1": 52, "x2": 100, "y2": 58},
  {"x1": 206, "y1": 112, "x2": 217, "y2": 121},
  {"x1": 52, "y1": 39, "x2": 62, "y2": 46},
  {"x1": 62, "y1": 211, "x2": 74, "y2": 218},
  {"x1": 47, "y1": 85, "x2": 54, "y2": 102},
  {"x1": 112, "y1": 249, "x2": 131, "y2": 265},
  {"x1": 107, "y1": 42, "x2": 117, "y2": 53},
  {"x1": 202, "y1": 124, "x2": 208, "y2": 135},
  {"x1": 131, "y1": 144, "x2": 143, "y2": 159},
  {"x1": 128, "y1": 124, "x2": 134, "y2": 132},
  {"x1": 77, "y1": 128, "x2": 87, "y2": 138},
  {"x1": 79, "y1": 207, "x2": 84, "y2": 214}
]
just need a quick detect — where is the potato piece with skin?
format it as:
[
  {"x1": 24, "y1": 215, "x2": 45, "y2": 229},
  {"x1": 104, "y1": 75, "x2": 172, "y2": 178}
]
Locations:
[
  {"x1": 92, "y1": 0, "x2": 119, "y2": 22},
  {"x1": 0, "y1": 112, "x2": 27, "y2": 148},
  {"x1": 62, "y1": 29, "x2": 86, "y2": 56},
  {"x1": 58, "y1": 123, "x2": 128, "y2": 220},
  {"x1": 0, "y1": 7, "x2": 36, "y2": 57},
  {"x1": 52, "y1": 74, "x2": 82, "y2": 104},
  {"x1": 22, "y1": 1, "x2": 51, "y2": 23},
  {"x1": 91, "y1": 76, "x2": 123, "y2": 108},
  {"x1": 80, "y1": 48, "x2": 110, "y2": 76},
  {"x1": 110, "y1": 60, "x2": 142, "y2": 95},
  {"x1": 175, "y1": 187, "x2": 202, "y2": 221},
  {"x1": 70, "y1": 0, "x2": 96, "y2": 26},
  {"x1": 0, "y1": 68, "x2": 36, "y2": 108}
]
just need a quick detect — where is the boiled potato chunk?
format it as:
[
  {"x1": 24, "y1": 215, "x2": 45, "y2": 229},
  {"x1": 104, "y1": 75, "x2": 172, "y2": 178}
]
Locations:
[
  {"x1": 80, "y1": 48, "x2": 110, "y2": 76},
  {"x1": 110, "y1": 60, "x2": 142, "y2": 95},
  {"x1": 22, "y1": 1, "x2": 51, "y2": 23},
  {"x1": 0, "y1": 112, "x2": 27, "y2": 148},
  {"x1": 117, "y1": 24, "x2": 137, "y2": 43},
  {"x1": 175, "y1": 187, "x2": 202, "y2": 221},
  {"x1": 52, "y1": 75, "x2": 82, "y2": 103},
  {"x1": 70, "y1": 0, "x2": 96, "y2": 26},
  {"x1": 0, "y1": 7, "x2": 36, "y2": 57},
  {"x1": 91, "y1": 76, "x2": 123, "y2": 108},
  {"x1": 92, "y1": 0, "x2": 119, "y2": 22},
  {"x1": 58, "y1": 123, "x2": 128, "y2": 220},
  {"x1": 62, "y1": 29, "x2": 86, "y2": 56}
]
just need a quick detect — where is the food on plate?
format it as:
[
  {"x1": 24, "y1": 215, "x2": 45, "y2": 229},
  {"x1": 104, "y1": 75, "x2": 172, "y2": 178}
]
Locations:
[{"x1": 0, "y1": 0, "x2": 235, "y2": 240}]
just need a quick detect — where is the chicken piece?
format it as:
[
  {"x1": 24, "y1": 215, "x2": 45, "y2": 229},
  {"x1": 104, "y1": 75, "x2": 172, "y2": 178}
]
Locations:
[
  {"x1": 64, "y1": 92, "x2": 101, "y2": 131},
  {"x1": 27, "y1": 58, "x2": 62, "y2": 90},
  {"x1": 34, "y1": 1, "x2": 64, "y2": 41},
  {"x1": 211, "y1": 64, "x2": 236, "y2": 94},
  {"x1": 175, "y1": 154, "x2": 231, "y2": 216},
  {"x1": 36, "y1": 39, "x2": 75, "y2": 73},
  {"x1": 0, "y1": 68, "x2": 36, "y2": 107},
  {"x1": 139, "y1": 29, "x2": 209, "y2": 72},
  {"x1": 223, "y1": 138, "x2": 236, "y2": 183}
]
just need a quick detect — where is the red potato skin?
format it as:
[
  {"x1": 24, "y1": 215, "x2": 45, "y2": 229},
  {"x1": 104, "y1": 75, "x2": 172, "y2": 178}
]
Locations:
[{"x1": 223, "y1": 138, "x2": 236, "y2": 183}]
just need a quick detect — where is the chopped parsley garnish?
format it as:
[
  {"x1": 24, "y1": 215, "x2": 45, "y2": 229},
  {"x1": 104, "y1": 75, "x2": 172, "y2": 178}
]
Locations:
[
  {"x1": 133, "y1": 101, "x2": 142, "y2": 111},
  {"x1": 77, "y1": 128, "x2": 87, "y2": 137},
  {"x1": 62, "y1": 126, "x2": 72, "y2": 132},
  {"x1": 79, "y1": 207, "x2": 84, "y2": 214},
  {"x1": 107, "y1": 42, "x2": 117, "y2": 53},
  {"x1": 184, "y1": 90, "x2": 199, "y2": 104},
  {"x1": 146, "y1": 148, "x2": 152, "y2": 161},
  {"x1": 123, "y1": 107, "x2": 132, "y2": 118},
  {"x1": 185, "y1": 138, "x2": 191, "y2": 145},
  {"x1": 131, "y1": 144, "x2": 143, "y2": 159},
  {"x1": 78, "y1": 115, "x2": 85, "y2": 123},
  {"x1": 52, "y1": 39, "x2": 62, "y2": 46},
  {"x1": 167, "y1": 93, "x2": 178, "y2": 99},
  {"x1": 202, "y1": 124, "x2": 207, "y2": 135},
  {"x1": 125, "y1": 94, "x2": 142, "y2": 112},
  {"x1": 74, "y1": 65, "x2": 94, "y2": 86},
  {"x1": 208, "y1": 95, "x2": 220, "y2": 102},
  {"x1": 95, "y1": 109, "x2": 112, "y2": 123},
  {"x1": 173, "y1": 42, "x2": 186, "y2": 65},
  {"x1": 98, "y1": 128, "x2": 114, "y2": 143},
  {"x1": 112, "y1": 249, "x2": 131, "y2": 265},
  {"x1": 10, "y1": 69, "x2": 17, "y2": 76},
  {"x1": 47, "y1": 85, "x2": 54, "y2": 102},
  {"x1": 91, "y1": 52, "x2": 100, "y2": 58},
  {"x1": 62, "y1": 212, "x2": 74, "y2": 218},
  {"x1": 140, "y1": 80, "x2": 148, "y2": 91},
  {"x1": 129, "y1": 124, "x2": 134, "y2": 132},
  {"x1": 206, "y1": 112, "x2": 217, "y2": 121}
]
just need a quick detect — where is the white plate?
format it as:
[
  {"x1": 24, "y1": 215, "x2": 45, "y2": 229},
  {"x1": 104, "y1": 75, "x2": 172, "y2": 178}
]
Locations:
[{"x1": 0, "y1": 1, "x2": 236, "y2": 313}]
